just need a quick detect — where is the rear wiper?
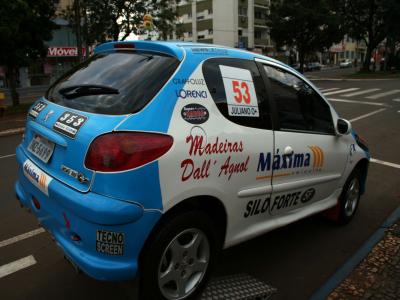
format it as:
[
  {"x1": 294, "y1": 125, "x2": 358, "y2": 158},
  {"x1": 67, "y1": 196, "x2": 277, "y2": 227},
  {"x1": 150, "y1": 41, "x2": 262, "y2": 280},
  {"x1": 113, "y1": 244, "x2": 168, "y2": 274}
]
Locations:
[{"x1": 59, "y1": 85, "x2": 119, "y2": 99}]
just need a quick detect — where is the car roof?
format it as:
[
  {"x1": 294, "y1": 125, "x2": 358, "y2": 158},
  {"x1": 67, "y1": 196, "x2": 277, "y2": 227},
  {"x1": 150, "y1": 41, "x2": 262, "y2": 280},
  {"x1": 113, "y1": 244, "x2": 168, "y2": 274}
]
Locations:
[{"x1": 94, "y1": 40, "x2": 287, "y2": 68}]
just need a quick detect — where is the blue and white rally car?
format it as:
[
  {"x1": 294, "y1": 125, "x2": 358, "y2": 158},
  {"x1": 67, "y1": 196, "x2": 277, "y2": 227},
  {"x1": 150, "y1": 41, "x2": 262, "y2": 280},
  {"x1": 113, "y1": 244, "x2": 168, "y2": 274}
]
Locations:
[{"x1": 15, "y1": 41, "x2": 369, "y2": 299}]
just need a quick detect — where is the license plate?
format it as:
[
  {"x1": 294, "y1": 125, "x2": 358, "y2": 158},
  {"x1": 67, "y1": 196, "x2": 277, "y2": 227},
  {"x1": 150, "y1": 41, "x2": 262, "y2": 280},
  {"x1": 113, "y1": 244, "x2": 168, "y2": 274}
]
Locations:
[{"x1": 28, "y1": 135, "x2": 55, "y2": 163}]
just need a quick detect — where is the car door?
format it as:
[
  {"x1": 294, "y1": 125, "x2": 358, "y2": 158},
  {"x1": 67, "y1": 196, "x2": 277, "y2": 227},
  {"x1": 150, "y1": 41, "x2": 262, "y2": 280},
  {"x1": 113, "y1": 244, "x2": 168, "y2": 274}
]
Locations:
[
  {"x1": 258, "y1": 60, "x2": 349, "y2": 217},
  {"x1": 198, "y1": 57, "x2": 276, "y2": 244}
]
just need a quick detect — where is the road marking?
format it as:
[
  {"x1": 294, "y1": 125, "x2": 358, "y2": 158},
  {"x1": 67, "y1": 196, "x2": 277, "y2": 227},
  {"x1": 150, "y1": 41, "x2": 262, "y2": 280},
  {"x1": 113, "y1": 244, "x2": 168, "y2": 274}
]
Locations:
[
  {"x1": 0, "y1": 153, "x2": 16, "y2": 160},
  {"x1": 0, "y1": 228, "x2": 45, "y2": 249},
  {"x1": 323, "y1": 88, "x2": 359, "y2": 96},
  {"x1": 0, "y1": 127, "x2": 25, "y2": 137},
  {"x1": 328, "y1": 98, "x2": 388, "y2": 107},
  {"x1": 366, "y1": 89, "x2": 400, "y2": 99},
  {"x1": 370, "y1": 158, "x2": 400, "y2": 169},
  {"x1": 343, "y1": 88, "x2": 380, "y2": 97},
  {"x1": 349, "y1": 108, "x2": 386, "y2": 122},
  {"x1": 393, "y1": 99, "x2": 400, "y2": 102},
  {"x1": 319, "y1": 88, "x2": 340, "y2": 93},
  {"x1": 0, "y1": 255, "x2": 37, "y2": 279}
]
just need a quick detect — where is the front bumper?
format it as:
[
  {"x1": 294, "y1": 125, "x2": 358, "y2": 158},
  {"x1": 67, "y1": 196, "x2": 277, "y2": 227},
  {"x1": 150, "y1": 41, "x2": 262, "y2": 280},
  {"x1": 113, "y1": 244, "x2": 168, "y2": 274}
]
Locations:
[{"x1": 15, "y1": 146, "x2": 161, "y2": 281}]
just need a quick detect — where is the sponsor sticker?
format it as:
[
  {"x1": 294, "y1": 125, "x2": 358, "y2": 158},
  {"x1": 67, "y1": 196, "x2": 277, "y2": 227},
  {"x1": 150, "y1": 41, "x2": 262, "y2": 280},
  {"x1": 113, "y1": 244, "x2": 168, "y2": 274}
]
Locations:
[
  {"x1": 29, "y1": 101, "x2": 47, "y2": 118},
  {"x1": 53, "y1": 111, "x2": 87, "y2": 138},
  {"x1": 256, "y1": 145, "x2": 324, "y2": 179},
  {"x1": 23, "y1": 159, "x2": 52, "y2": 196},
  {"x1": 219, "y1": 65, "x2": 259, "y2": 117},
  {"x1": 181, "y1": 104, "x2": 209, "y2": 124},
  {"x1": 191, "y1": 48, "x2": 228, "y2": 55},
  {"x1": 173, "y1": 78, "x2": 205, "y2": 86},
  {"x1": 180, "y1": 135, "x2": 247, "y2": 182},
  {"x1": 96, "y1": 230, "x2": 125, "y2": 256},
  {"x1": 244, "y1": 188, "x2": 316, "y2": 218},
  {"x1": 176, "y1": 89, "x2": 207, "y2": 99},
  {"x1": 301, "y1": 188, "x2": 316, "y2": 203}
]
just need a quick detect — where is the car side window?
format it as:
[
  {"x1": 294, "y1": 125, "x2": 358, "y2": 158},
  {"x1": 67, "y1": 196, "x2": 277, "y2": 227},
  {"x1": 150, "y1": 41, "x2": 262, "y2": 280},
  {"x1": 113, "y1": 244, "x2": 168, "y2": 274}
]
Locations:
[
  {"x1": 203, "y1": 58, "x2": 272, "y2": 130},
  {"x1": 264, "y1": 65, "x2": 335, "y2": 135}
]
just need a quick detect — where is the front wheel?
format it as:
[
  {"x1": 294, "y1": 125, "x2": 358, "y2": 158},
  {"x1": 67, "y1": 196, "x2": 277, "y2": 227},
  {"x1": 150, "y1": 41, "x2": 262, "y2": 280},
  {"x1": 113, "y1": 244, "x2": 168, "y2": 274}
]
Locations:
[
  {"x1": 338, "y1": 169, "x2": 361, "y2": 224},
  {"x1": 139, "y1": 211, "x2": 219, "y2": 300}
]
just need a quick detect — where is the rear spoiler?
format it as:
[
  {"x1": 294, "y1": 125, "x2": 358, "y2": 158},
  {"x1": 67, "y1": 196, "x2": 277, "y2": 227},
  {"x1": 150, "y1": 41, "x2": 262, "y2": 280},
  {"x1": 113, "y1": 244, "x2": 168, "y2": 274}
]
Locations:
[{"x1": 94, "y1": 41, "x2": 185, "y2": 61}]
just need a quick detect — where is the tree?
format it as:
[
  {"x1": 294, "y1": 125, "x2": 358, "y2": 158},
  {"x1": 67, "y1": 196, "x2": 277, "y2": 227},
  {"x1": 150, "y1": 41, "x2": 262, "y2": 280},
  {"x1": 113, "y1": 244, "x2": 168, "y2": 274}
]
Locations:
[
  {"x1": 382, "y1": 0, "x2": 400, "y2": 70},
  {"x1": 64, "y1": 0, "x2": 179, "y2": 48},
  {"x1": 340, "y1": 0, "x2": 390, "y2": 71},
  {"x1": 268, "y1": 0, "x2": 343, "y2": 73},
  {"x1": 0, "y1": 0, "x2": 57, "y2": 106}
]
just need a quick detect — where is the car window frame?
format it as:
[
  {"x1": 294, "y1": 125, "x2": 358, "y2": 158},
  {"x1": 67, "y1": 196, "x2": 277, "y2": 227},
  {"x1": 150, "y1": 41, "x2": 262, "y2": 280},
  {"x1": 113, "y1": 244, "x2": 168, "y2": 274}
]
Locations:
[
  {"x1": 255, "y1": 58, "x2": 336, "y2": 136},
  {"x1": 202, "y1": 56, "x2": 275, "y2": 131}
]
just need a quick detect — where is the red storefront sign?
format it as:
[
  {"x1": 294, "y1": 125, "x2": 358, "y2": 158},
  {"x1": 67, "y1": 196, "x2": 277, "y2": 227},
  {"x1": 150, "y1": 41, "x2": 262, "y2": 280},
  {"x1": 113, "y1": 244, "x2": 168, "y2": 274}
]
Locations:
[{"x1": 47, "y1": 47, "x2": 87, "y2": 57}]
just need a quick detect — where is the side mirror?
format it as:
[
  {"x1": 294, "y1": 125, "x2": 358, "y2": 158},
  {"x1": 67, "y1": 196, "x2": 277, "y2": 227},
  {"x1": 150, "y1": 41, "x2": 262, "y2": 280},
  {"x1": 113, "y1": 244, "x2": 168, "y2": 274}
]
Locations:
[{"x1": 337, "y1": 118, "x2": 352, "y2": 135}]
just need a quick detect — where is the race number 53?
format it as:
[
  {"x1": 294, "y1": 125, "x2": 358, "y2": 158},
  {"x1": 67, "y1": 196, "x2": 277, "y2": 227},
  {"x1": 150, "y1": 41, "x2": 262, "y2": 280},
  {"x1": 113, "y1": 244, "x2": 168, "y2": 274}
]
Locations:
[
  {"x1": 232, "y1": 80, "x2": 251, "y2": 104},
  {"x1": 219, "y1": 65, "x2": 259, "y2": 117}
]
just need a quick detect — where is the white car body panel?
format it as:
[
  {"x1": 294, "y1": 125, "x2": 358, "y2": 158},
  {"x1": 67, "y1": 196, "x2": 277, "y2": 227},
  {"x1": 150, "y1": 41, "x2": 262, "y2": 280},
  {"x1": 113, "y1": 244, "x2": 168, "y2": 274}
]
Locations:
[{"x1": 159, "y1": 55, "x2": 369, "y2": 249}]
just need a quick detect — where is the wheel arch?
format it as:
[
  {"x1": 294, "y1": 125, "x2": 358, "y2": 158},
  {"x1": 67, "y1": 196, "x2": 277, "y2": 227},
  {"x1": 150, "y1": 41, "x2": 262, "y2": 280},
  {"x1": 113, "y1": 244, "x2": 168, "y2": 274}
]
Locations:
[
  {"x1": 354, "y1": 158, "x2": 369, "y2": 195},
  {"x1": 139, "y1": 195, "x2": 228, "y2": 263}
]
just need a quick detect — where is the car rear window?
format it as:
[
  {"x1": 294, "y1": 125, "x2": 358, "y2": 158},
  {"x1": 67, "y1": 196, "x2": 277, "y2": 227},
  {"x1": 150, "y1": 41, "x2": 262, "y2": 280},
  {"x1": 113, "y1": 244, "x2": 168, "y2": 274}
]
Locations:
[{"x1": 46, "y1": 50, "x2": 180, "y2": 115}]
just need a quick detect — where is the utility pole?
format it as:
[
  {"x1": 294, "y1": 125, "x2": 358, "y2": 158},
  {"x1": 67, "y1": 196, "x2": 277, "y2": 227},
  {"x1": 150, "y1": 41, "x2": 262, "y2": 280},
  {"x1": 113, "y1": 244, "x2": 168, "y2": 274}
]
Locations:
[{"x1": 74, "y1": 0, "x2": 83, "y2": 62}]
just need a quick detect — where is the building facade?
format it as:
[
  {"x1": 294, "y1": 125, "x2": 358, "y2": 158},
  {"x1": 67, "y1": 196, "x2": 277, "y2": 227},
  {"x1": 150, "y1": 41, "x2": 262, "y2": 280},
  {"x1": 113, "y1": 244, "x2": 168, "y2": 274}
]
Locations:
[
  {"x1": 16, "y1": 0, "x2": 79, "y2": 87},
  {"x1": 329, "y1": 36, "x2": 367, "y2": 65},
  {"x1": 175, "y1": 0, "x2": 272, "y2": 54}
]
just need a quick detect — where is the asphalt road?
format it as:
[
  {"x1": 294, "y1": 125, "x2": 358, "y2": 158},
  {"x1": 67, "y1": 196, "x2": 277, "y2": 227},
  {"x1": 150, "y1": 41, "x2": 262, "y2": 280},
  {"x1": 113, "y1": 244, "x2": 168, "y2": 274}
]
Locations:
[{"x1": 0, "y1": 77, "x2": 400, "y2": 300}]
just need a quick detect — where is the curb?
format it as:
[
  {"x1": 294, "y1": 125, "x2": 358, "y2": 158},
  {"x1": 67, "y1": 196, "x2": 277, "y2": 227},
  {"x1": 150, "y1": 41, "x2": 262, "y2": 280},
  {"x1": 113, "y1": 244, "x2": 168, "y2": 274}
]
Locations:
[
  {"x1": 0, "y1": 127, "x2": 25, "y2": 137},
  {"x1": 309, "y1": 206, "x2": 400, "y2": 300}
]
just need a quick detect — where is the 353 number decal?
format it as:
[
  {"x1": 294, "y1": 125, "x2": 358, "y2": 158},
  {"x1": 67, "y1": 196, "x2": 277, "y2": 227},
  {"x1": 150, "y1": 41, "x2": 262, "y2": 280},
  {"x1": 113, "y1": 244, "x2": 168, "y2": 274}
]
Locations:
[
  {"x1": 59, "y1": 113, "x2": 86, "y2": 127},
  {"x1": 53, "y1": 111, "x2": 88, "y2": 138}
]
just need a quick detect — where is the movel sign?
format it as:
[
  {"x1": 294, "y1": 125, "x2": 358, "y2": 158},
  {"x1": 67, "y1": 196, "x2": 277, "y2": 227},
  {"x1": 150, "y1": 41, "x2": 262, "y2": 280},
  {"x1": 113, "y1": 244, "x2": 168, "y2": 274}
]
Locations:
[{"x1": 47, "y1": 47, "x2": 87, "y2": 57}]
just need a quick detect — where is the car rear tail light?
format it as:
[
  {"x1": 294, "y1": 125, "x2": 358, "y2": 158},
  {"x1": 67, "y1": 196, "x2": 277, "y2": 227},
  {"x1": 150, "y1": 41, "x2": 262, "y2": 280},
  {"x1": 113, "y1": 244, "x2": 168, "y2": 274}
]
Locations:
[{"x1": 85, "y1": 132, "x2": 173, "y2": 172}]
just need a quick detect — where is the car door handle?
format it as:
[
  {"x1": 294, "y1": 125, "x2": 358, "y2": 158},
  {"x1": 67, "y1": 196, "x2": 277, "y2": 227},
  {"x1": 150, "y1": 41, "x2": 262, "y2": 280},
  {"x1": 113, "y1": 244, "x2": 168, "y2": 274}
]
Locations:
[{"x1": 284, "y1": 146, "x2": 294, "y2": 155}]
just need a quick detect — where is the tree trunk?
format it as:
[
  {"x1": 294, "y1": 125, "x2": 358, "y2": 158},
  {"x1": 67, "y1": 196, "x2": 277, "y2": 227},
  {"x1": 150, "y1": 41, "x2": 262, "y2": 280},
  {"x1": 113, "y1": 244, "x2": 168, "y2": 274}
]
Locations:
[
  {"x1": 82, "y1": 1, "x2": 89, "y2": 59},
  {"x1": 384, "y1": 38, "x2": 389, "y2": 71},
  {"x1": 8, "y1": 67, "x2": 20, "y2": 107},
  {"x1": 362, "y1": 45, "x2": 373, "y2": 72},
  {"x1": 299, "y1": 49, "x2": 305, "y2": 74}
]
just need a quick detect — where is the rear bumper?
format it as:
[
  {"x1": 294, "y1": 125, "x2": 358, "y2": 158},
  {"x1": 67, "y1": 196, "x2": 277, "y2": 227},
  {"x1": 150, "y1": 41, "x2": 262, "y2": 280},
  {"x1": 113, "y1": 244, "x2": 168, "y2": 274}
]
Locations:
[{"x1": 15, "y1": 145, "x2": 162, "y2": 281}]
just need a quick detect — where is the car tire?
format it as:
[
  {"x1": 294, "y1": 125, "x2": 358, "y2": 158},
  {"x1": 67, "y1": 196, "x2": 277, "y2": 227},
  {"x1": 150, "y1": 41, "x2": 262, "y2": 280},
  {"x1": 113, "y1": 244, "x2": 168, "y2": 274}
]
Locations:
[
  {"x1": 139, "y1": 210, "x2": 219, "y2": 300},
  {"x1": 337, "y1": 168, "x2": 362, "y2": 225}
]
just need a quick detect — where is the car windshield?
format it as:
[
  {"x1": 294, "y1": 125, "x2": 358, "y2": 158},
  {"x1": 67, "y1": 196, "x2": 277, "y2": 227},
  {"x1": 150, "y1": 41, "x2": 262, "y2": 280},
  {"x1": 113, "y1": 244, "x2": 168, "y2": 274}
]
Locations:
[{"x1": 46, "y1": 50, "x2": 180, "y2": 115}]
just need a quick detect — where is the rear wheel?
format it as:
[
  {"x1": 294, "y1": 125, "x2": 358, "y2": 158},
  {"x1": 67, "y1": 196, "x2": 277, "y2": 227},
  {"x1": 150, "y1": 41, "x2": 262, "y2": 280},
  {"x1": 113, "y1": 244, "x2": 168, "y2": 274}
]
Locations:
[
  {"x1": 338, "y1": 169, "x2": 361, "y2": 224},
  {"x1": 140, "y1": 211, "x2": 219, "y2": 300}
]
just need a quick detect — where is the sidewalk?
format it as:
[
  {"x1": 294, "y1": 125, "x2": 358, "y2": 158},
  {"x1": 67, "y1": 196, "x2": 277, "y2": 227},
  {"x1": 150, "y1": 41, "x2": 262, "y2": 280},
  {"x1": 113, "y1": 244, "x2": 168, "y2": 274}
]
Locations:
[{"x1": 328, "y1": 220, "x2": 400, "y2": 300}]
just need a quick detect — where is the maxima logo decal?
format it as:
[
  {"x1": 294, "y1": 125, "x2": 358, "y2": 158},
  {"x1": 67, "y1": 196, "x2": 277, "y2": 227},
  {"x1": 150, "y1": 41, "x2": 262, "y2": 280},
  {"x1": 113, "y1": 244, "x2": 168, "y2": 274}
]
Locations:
[
  {"x1": 257, "y1": 146, "x2": 324, "y2": 173},
  {"x1": 23, "y1": 160, "x2": 52, "y2": 196},
  {"x1": 308, "y1": 146, "x2": 324, "y2": 168}
]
